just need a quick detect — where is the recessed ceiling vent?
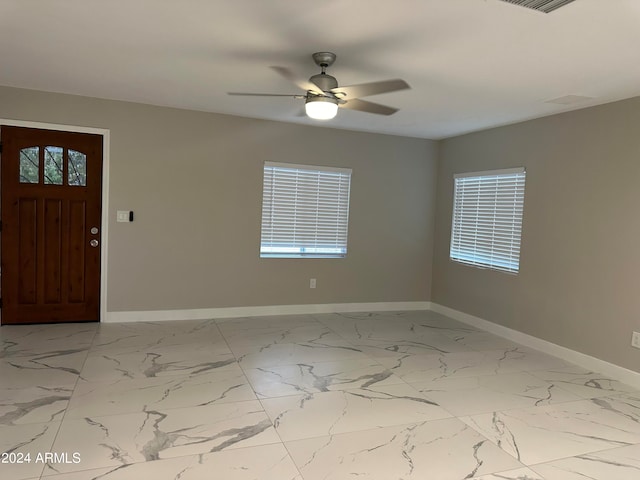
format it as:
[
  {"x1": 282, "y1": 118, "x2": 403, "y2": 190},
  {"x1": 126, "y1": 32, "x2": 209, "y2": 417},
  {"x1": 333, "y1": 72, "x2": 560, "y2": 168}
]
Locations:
[{"x1": 498, "y1": 0, "x2": 577, "y2": 13}]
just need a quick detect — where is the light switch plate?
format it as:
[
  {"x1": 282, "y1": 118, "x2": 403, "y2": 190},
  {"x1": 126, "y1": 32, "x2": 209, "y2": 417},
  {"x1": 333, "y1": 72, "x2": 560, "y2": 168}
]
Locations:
[{"x1": 117, "y1": 211, "x2": 131, "y2": 223}]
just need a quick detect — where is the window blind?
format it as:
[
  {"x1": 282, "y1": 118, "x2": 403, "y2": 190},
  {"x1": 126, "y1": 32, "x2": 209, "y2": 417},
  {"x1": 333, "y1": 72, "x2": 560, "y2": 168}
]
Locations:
[
  {"x1": 450, "y1": 168, "x2": 526, "y2": 273},
  {"x1": 260, "y1": 162, "x2": 352, "y2": 258}
]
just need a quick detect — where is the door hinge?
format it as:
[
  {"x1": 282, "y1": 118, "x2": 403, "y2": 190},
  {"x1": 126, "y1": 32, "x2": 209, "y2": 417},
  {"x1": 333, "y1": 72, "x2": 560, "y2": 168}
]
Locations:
[
  {"x1": 0, "y1": 142, "x2": 3, "y2": 153},
  {"x1": 0, "y1": 298, "x2": 3, "y2": 309},
  {"x1": 0, "y1": 220, "x2": 2, "y2": 232}
]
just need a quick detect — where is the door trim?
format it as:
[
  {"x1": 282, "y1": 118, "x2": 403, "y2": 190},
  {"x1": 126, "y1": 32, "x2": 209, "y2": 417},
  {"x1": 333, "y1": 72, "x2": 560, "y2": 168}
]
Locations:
[{"x1": 0, "y1": 118, "x2": 110, "y2": 325}]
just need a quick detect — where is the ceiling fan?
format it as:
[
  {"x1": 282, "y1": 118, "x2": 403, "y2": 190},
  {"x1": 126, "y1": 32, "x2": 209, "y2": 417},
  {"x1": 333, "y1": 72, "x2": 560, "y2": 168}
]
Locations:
[{"x1": 228, "y1": 52, "x2": 410, "y2": 120}]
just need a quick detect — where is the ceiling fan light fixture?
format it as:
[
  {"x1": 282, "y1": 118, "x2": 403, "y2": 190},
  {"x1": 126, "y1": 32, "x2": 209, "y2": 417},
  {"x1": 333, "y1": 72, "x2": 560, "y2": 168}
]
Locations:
[{"x1": 305, "y1": 96, "x2": 339, "y2": 120}]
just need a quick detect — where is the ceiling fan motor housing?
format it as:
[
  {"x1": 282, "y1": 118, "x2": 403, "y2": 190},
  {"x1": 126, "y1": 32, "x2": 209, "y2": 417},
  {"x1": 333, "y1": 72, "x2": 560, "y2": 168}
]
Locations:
[{"x1": 309, "y1": 73, "x2": 338, "y2": 93}]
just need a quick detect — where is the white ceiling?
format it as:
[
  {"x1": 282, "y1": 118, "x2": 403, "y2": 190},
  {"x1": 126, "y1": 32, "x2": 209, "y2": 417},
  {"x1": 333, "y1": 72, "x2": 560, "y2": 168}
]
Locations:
[{"x1": 1, "y1": 0, "x2": 640, "y2": 139}]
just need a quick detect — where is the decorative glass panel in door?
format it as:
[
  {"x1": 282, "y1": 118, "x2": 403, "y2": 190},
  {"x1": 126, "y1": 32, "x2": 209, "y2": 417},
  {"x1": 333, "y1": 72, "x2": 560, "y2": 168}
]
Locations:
[
  {"x1": 44, "y1": 146, "x2": 64, "y2": 185},
  {"x1": 19, "y1": 146, "x2": 39, "y2": 183},
  {"x1": 68, "y1": 149, "x2": 87, "y2": 186}
]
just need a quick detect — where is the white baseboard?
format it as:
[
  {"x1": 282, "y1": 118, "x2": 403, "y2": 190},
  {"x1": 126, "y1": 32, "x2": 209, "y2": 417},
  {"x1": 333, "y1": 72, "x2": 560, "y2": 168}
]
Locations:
[
  {"x1": 430, "y1": 303, "x2": 640, "y2": 390},
  {"x1": 104, "y1": 301, "x2": 431, "y2": 323}
]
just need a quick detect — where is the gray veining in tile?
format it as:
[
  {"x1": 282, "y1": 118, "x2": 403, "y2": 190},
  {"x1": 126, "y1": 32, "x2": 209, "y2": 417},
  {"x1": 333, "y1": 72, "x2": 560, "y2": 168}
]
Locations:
[
  {"x1": 0, "y1": 323, "x2": 96, "y2": 358},
  {"x1": 470, "y1": 467, "x2": 545, "y2": 479},
  {"x1": 79, "y1": 343, "x2": 234, "y2": 382},
  {"x1": 39, "y1": 443, "x2": 302, "y2": 479},
  {"x1": 411, "y1": 371, "x2": 582, "y2": 416},
  {"x1": 262, "y1": 383, "x2": 452, "y2": 441},
  {"x1": 285, "y1": 418, "x2": 524, "y2": 480},
  {"x1": 67, "y1": 366, "x2": 255, "y2": 418},
  {"x1": 461, "y1": 399, "x2": 640, "y2": 465},
  {"x1": 0, "y1": 309, "x2": 637, "y2": 480},
  {"x1": 0, "y1": 421, "x2": 60, "y2": 479},
  {"x1": 531, "y1": 443, "x2": 640, "y2": 479},
  {"x1": 0, "y1": 385, "x2": 73, "y2": 426},
  {"x1": 0, "y1": 351, "x2": 86, "y2": 389},
  {"x1": 46, "y1": 401, "x2": 280, "y2": 475},
  {"x1": 530, "y1": 366, "x2": 639, "y2": 399},
  {"x1": 245, "y1": 358, "x2": 404, "y2": 398}
]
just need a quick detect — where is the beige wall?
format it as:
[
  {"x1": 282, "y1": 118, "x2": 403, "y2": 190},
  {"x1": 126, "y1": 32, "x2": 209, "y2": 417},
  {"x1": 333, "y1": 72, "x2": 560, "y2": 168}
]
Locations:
[
  {"x1": 433, "y1": 97, "x2": 640, "y2": 372},
  {"x1": 0, "y1": 86, "x2": 437, "y2": 312},
  {"x1": 4, "y1": 85, "x2": 636, "y2": 372}
]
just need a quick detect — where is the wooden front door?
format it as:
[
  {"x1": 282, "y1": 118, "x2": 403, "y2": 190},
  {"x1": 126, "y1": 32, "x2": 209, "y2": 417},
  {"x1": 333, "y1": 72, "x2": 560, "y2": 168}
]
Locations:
[{"x1": 1, "y1": 126, "x2": 103, "y2": 324}]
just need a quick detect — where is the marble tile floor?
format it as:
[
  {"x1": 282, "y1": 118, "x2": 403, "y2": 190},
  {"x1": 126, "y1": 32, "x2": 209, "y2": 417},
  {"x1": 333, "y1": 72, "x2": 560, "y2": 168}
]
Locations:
[{"x1": 1, "y1": 310, "x2": 639, "y2": 480}]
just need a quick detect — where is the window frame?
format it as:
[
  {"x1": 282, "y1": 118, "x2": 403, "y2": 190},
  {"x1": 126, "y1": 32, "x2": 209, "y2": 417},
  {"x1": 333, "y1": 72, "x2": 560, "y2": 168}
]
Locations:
[
  {"x1": 259, "y1": 161, "x2": 352, "y2": 259},
  {"x1": 449, "y1": 167, "x2": 526, "y2": 274}
]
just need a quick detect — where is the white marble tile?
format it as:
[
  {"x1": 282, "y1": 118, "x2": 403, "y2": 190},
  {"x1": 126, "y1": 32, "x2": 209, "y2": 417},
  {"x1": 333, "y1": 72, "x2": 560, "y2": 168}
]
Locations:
[
  {"x1": 262, "y1": 384, "x2": 452, "y2": 441},
  {"x1": 90, "y1": 320, "x2": 223, "y2": 353},
  {"x1": 0, "y1": 422, "x2": 60, "y2": 480},
  {"x1": 461, "y1": 399, "x2": 640, "y2": 465},
  {"x1": 67, "y1": 366, "x2": 255, "y2": 418},
  {"x1": 483, "y1": 348, "x2": 569, "y2": 373},
  {"x1": 245, "y1": 358, "x2": 404, "y2": 398},
  {"x1": 0, "y1": 384, "x2": 73, "y2": 425},
  {"x1": 470, "y1": 467, "x2": 545, "y2": 479},
  {"x1": 315, "y1": 311, "x2": 430, "y2": 338},
  {"x1": 316, "y1": 310, "x2": 482, "y2": 339},
  {"x1": 377, "y1": 352, "x2": 470, "y2": 383},
  {"x1": 313, "y1": 312, "x2": 414, "y2": 337},
  {"x1": 216, "y1": 314, "x2": 319, "y2": 334},
  {"x1": 589, "y1": 392, "x2": 640, "y2": 423},
  {"x1": 286, "y1": 418, "x2": 524, "y2": 480},
  {"x1": 80, "y1": 343, "x2": 234, "y2": 381},
  {"x1": 232, "y1": 339, "x2": 368, "y2": 369},
  {"x1": 41, "y1": 443, "x2": 302, "y2": 479},
  {"x1": 0, "y1": 323, "x2": 96, "y2": 358},
  {"x1": 531, "y1": 443, "x2": 640, "y2": 479},
  {"x1": 530, "y1": 366, "x2": 639, "y2": 399},
  {"x1": 47, "y1": 401, "x2": 280, "y2": 474},
  {"x1": 2, "y1": 311, "x2": 636, "y2": 480},
  {"x1": 221, "y1": 323, "x2": 338, "y2": 349},
  {"x1": 379, "y1": 348, "x2": 568, "y2": 384},
  {"x1": 411, "y1": 371, "x2": 582, "y2": 416},
  {"x1": 441, "y1": 330, "x2": 525, "y2": 351},
  {"x1": 347, "y1": 333, "x2": 474, "y2": 357},
  {"x1": 0, "y1": 350, "x2": 86, "y2": 389}
]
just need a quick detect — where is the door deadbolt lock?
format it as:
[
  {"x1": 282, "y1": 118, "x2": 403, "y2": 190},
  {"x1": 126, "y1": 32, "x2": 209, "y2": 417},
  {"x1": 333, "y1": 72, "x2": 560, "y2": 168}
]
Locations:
[{"x1": 90, "y1": 227, "x2": 99, "y2": 235}]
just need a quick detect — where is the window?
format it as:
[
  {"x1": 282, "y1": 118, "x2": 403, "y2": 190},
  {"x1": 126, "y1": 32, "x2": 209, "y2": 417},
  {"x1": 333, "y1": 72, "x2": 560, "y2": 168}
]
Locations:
[
  {"x1": 450, "y1": 167, "x2": 526, "y2": 273},
  {"x1": 18, "y1": 146, "x2": 87, "y2": 186},
  {"x1": 260, "y1": 162, "x2": 352, "y2": 258}
]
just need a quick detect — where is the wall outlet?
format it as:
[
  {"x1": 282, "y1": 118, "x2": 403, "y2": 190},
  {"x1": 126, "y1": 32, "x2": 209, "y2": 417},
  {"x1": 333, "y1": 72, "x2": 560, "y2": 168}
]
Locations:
[
  {"x1": 309, "y1": 278, "x2": 317, "y2": 289},
  {"x1": 632, "y1": 331, "x2": 640, "y2": 349}
]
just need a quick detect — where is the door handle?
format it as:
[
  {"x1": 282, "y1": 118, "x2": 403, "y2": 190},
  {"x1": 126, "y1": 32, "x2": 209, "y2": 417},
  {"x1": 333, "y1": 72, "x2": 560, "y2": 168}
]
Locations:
[{"x1": 90, "y1": 239, "x2": 99, "y2": 247}]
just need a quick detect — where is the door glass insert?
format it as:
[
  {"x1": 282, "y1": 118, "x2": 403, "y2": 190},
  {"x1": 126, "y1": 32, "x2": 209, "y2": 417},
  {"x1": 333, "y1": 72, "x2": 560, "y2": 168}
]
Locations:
[
  {"x1": 68, "y1": 149, "x2": 87, "y2": 186},
  {"x1": 19, "y1": 146, "x2": 40, "y2": 183},
  {"x1": 44, "y1": 146, "x2": 64, "y2": 185}
]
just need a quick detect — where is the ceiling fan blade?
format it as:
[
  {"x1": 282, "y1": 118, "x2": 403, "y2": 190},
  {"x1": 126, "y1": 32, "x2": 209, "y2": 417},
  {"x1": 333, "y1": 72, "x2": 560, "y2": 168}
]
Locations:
[
  {"x1": 270, "y1": 66, "x2": 324, "y2": 95},
  {"x1": 340, "y1": 98, "x2": 399, "y2": 116},
  {"x1": 228, "y1": 92, "x2": 304, "y2": 98},
  {"x1": 331, "y1": 79, "x2": 410, "y2": 99}
]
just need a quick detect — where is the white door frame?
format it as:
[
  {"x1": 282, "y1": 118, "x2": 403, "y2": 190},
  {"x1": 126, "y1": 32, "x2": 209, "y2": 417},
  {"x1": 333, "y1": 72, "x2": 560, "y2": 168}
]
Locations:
[{"x1": 0, "y1": 118, "x2": 110, "y2": 324}]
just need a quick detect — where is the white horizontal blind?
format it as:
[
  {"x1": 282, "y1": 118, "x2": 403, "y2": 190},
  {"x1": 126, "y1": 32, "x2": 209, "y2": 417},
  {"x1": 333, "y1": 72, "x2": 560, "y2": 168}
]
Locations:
[
  {"x1": 260, "y1": 162, "x2": 352, "y2": 258},
  {"x1": 450, "y1": 168, "x2": 526, "y2": 273}
]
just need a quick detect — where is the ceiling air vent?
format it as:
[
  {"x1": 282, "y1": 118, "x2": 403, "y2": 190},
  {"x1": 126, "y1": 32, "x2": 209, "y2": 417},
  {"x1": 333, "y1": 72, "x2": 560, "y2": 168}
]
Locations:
[{"x1": 498, "y1": 0, "x2": 577, "y2": 13}]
